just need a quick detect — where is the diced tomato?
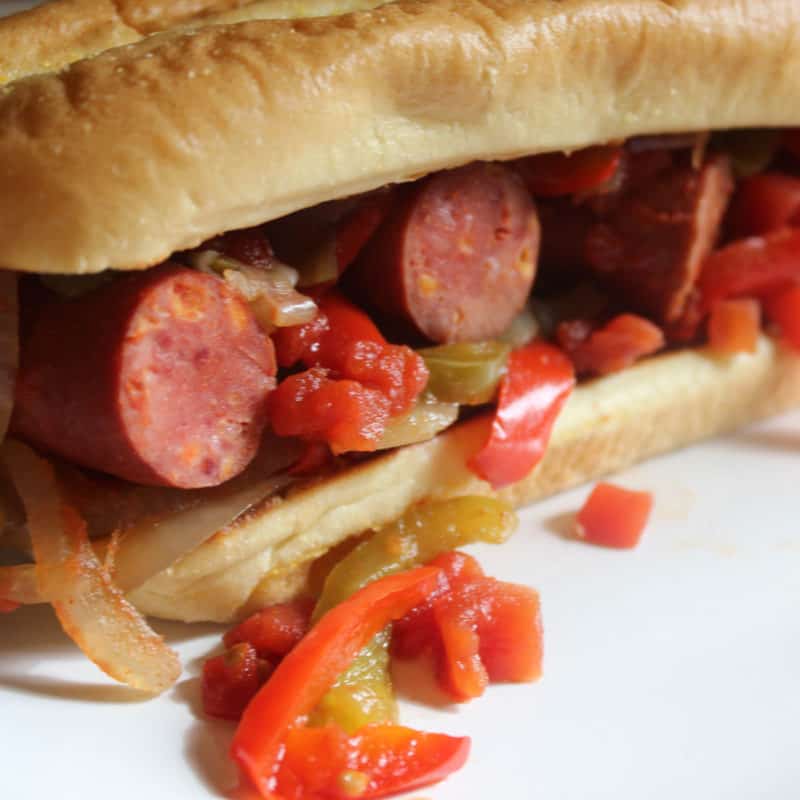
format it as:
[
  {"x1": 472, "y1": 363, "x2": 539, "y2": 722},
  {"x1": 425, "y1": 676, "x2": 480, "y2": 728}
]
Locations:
[
  {"x1": 575, "y1": 482, "x2": 653, "y2": 549},
  {"x1": 272, "y1": 292, "x2": 428, "y2": 417},
  {"x1": 268, "y1": 368, "x2": 392, "y2": 453},
  {"x1": 515, "y1": 146, "x2": 623, "y2": 197},
  {"x1": 698, "y1": 227, "x2": 800, "y2": 312},
  {"x1": 393, "y1": 551, "x2": 543, "y2": 703},
  {"x1": 784, "y1": 130, "x2": 800, "y2": 160},
  {"x1": 468, "y1": 341, "x2": 575, "y2": 490},
  {"x1": 707, "y1": 298, "x2": 761, "y2": 355},
  {"x1": 557, "y1": 313, "x2": 665, "y2": 376},
  {"x1": 0, "y1": 599, "x2": 19, "y2": 613},
  {"x1": 273, "y1": 312, "x2": 330, "y2": 369},
  {"x1": 276, "y1": 723, "x2": 470, "y2": 800},
  {"x1": 231, "y1": 566, "x2": 445, "y2": 796},
  {"x1": 434, "y1": 605, "x2": 488, "y2": 702},
  {"x1": 335, "y1": 191, "x2": 394, "y2": 275},
  {"x1": 727, "y1": 173, "x2": 800, "y2": 238},
  {"x1": 202, "y1": 643, "x2": 273, "y2": 721},
  {"x1": 763, "y1": 285, "x2": 800, "y2": 351},
  {"x1": 224, "y1": 599, "x2": 314, "y2": 660}
]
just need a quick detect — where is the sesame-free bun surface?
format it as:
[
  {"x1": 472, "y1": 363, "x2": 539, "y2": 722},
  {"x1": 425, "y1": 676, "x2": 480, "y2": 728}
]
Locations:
[
  {"x1": 0, "y1": 0, "x2": 798, "y2": 274},
  {"x1": 0, "y1": 0, "x2": 386, "y2": 85},
  {"x1": 127, "y1": 336, "x2": 800, "y2": 622}
]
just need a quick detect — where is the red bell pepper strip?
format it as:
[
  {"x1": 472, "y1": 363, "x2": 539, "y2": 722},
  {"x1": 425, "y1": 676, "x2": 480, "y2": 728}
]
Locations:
[
  {"x1": 231, "y1": 565, "x2": 448, "y2": 799},
  {"x1": 728, "y1": 173, "x2": 800, "y2": 238},
  {"x1": 276, "y1": 723, "x2": 470, "y2": 800},
  {"x1": 575, "y1": 482, "x2": 653, "y2": 549},
  {"x1": 698, "y1": 227, "x2": 800, "y2": 313},
  {"x1": 707, "y1": 298, "x2": 761, "y2": 355},
  {"x1": 468, "y1": 341, "x2": 575, "y2": 489},
  {"x1": 763, "y1": 285, "x2": 800, "y2": 351},
  {"x1": 515, "y1": 145, "x2": 623, "y2": 197}
]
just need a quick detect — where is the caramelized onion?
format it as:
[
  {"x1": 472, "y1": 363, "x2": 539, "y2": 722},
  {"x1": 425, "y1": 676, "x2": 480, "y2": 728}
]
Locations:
[
  {"x1": 0, "y1": 272, "x2": 18, "y2": 443},
  {"x1": 0, "y1": 563, "x2": 41, "y2": 604},
  {"x1": 376, "y1": 398, "x2": 459, "y2": 450},
  {"x1": 111, "y1": 471, "x2": 293, "y2": 593},
  {"x1": 2, "y1": 440, "x2": 181, "y2": 693},
  {"x1": 194, "y1": 252, "x2": 318, "y2": 330}
]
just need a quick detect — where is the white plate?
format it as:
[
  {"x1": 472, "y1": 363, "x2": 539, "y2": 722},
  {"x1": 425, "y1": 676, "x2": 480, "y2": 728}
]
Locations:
[{"x1": 2, "y1": 409, "x2": 800, "y2": 800}]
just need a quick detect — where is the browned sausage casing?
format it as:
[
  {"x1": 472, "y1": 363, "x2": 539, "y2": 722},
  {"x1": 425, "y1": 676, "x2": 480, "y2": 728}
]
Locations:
[
  {"x1": 584, "y1": 156, "x2": 734, "y2": 323},
  {"x1": 349, "y1": 162, "x2": 540, "y2": 343},
  {"x1": 12, "y1": 264, "x2": 276, "y2": 489}
]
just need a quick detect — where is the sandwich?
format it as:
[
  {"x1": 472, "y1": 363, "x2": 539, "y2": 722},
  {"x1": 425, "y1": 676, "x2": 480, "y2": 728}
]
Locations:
[{"x1": 1, "y1": 0, "x2": 799, "y2": 696}]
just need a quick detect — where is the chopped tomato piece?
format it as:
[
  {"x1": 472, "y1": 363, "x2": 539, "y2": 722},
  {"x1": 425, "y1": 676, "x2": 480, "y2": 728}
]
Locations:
[
  {"x1": 784, "y1": 130, "x2": 800, "y2": 160},
  {"x1": 728, "y1": 173, "x2": 800, "y2": 238},
  {"x1": 202, "y1": 643, "x2": 273, "y2": 721},
  {"x1": 557, "y1": 313, "x2": 665, "y2": 375},
  {"x1": 276, "y1": 723, "x2": 469, "y2": 800},
  {"x1": 273, "y1": 311, "x2": 330, "y2": 368},
  {"x1": 273, "y1": 291, "x2": 428, "y2": 415},
  {"x1": 393, "y1": 551, "x2": 543, "y2": 703},
  {"x1": 268, "y1": 368, "x2": 391, "y2": 453},
  {"x1": 516, "y1": 146, "x2": 623, "y2": 197},
  {"x1": 335, "y1": 192, "x2": 395, "y2": 275},
  {"x1": 763, "y1": 285, "x2": 800, "y2": 351},
  {"x1": 224, "y1": 599, "x2": 314, "y2": 660},
  {"x1": 575, "y1": 482, "x2": 653, "y2": 549},
  {"x1": 698, "y1": 227, "x2": 800, "y2": 313},
  {"x1": 231, "y1": 566, "x2": 446, "y2": 797},
  {"x1": 0, "y1": 599, "x2": 19, "y2": 613},
  {"x1": 707, "y1": 298, "x2": 761, "y2": 355},
  {"x1": 468, "y1": 341, "x2": 575, "y2": 490}
]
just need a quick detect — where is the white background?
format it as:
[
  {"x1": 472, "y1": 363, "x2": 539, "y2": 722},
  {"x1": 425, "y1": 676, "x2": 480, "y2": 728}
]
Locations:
[{"x1": 1, "y1": 2, "x2": 799, "y2": 799}]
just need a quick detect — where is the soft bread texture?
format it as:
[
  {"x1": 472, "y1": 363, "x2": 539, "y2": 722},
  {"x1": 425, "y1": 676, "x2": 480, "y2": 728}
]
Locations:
[
  {"x1": 0, "y1": 0, "x2": 799, "y2": 273},
  {"x1": 0, "y1": 0, "x2": 386, "y2": 85},
  {"x1": 127, "y1": 337, "x2": 800, "y2": 622}
]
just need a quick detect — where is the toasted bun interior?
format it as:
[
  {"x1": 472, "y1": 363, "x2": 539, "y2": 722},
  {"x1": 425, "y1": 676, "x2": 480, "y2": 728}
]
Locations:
[
  {"x1": 125, "y1": 337, "x2": 800, "y2": 622},
  {"x1": 0, "y1": 0, "x2": 798, "y2": 274}
]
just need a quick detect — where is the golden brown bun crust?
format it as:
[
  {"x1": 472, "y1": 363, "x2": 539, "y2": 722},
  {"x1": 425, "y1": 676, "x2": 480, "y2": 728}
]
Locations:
[
  {"x1": 0, "y1": 0, "x2": 386, "y2": 85},
  {"x1": 0, "y1": 0, "x2": 798, "y2": 274},
  {"x1": 128, "y1": 337, "x2": 800, "y2": 622}
]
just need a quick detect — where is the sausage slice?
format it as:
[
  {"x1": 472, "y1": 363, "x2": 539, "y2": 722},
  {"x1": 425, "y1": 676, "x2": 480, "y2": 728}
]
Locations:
[
  {"x1": 349, "y1": 163, "x2": 540, "y2": 343},
  {"x1": 13, "y1": 264, "x2": 276, "y2": 488},
  {"x1": 584, "y1": 156, "x2": 734, "y2": 322}
]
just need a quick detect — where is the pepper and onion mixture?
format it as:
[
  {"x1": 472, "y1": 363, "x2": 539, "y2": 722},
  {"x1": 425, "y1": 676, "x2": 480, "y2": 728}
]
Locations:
[{"x1": 0, "y1": 129, "x2": 799, "y2": 786}]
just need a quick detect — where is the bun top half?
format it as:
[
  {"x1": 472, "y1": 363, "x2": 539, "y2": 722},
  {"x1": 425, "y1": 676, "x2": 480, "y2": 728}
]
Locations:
[{"x1": 0, "y1": 0, "x2": 798, "y2": 275}]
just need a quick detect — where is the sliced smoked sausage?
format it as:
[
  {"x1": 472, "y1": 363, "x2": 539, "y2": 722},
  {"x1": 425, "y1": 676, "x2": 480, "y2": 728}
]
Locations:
[
  {"x1": 584, "y1": 156, "x2": 734, "y2": 322},
  {"x1": 12, "y1": 264, "x2": 276, "y2": 488},
  {"x1": 348, "y1": 163, "x2": 540, "y2": 344}
]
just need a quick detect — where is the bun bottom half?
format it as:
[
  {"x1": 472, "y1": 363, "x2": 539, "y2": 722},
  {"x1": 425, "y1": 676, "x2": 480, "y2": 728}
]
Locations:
[{"x1": 127, "y1": 336, "x2": 800, "y2": 622}]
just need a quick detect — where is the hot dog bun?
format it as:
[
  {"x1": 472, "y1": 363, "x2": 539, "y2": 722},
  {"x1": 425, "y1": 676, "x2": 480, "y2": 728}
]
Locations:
[
  {"x1": 0, "y1": 0, "x2": 798, "y2": 274},
  {"x1": 127, "y1": 336, "x2": 800, "y2": 622},
  {"x1": 1, "y1": 0, "x2": 800, "y2": 624},
  {"x1": 0, "y1": 0, "x2": 386, "y2": 85}
]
